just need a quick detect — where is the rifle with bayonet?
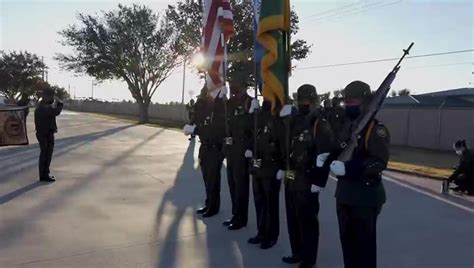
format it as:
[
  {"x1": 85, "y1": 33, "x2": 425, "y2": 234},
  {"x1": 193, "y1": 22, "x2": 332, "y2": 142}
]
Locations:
[{"x1": 337, "y1": 42, "x2": 414, "y2": 162}]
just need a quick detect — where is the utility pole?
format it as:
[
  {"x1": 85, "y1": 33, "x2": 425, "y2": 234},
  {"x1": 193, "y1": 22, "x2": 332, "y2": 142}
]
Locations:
[
  {"x1": 41, "y1": 56, "x2": 45, "y2": 81},
  {"x1": 91, "y1": 80, "x2": 95, "y2": 99},
  {"x1": 181, "y1": 58, "x2": 186, "y2": 104}
]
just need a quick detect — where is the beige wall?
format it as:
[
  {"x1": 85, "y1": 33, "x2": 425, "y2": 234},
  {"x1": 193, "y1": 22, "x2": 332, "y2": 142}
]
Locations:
[
  {"x1": 69, "y1": 102, "x2": 474, "y2": 151},
  {"x1": 67, "y1": 101, "x2": 189, "y2": 123},
  {"x1": 378, "y1": 108, "x2": 474, "y2": 151}
]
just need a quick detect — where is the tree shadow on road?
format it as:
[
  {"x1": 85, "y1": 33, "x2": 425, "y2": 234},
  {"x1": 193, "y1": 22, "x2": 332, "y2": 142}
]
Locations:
[{"x1": 0, "y1": 128, "x2": 166, "y2": 252}]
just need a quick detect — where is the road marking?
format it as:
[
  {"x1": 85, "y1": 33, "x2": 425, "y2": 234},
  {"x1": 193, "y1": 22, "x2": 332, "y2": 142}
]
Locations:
[
  {"x1": 329, "y1": 175, "x2": 473, "y2": 213},
  {"x1": 383, "y1": 175, "x2": 474, "y2": 213}
]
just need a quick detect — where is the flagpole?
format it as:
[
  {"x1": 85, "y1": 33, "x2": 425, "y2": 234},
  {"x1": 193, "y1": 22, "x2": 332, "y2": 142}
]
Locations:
[
  {"x1": 221, "y1": 33, "x2": 231, "y2": 140},
  {"x1": 283, "y1": 3, "x2": 291, "y2": 175},
  {"x1": 252, "y1": 0, "x2": 259, "y2": 161}
]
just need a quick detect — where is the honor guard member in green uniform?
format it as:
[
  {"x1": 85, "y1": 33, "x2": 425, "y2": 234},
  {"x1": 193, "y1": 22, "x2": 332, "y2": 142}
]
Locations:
[
  {"x1": 280, "y1": 84, "x2": 334, "y2": 268},
  {"x1": 325, "y1": 81, "x2": 390, "y2": 268},
  {"x1": 184, "y1": 90, "x2": 226, "y2": 217},
  {"x1": 246, "y1": 98, "x2": 285, "y2": 249},
  {"x1": 328, "y1": 97, "x2": 345, "y2": 135},
  {"x1": 223, "y1": 80, "x2": 253, "y2": 230},
  {"x1": 186, "y1": 98, "x2": 196, "y2": 140}
]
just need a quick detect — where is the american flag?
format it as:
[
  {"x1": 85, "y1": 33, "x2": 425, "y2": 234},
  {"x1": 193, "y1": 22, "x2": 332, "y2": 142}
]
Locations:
[{"x1": 201, "y1": 0, "x2": 234, "y2": 98}]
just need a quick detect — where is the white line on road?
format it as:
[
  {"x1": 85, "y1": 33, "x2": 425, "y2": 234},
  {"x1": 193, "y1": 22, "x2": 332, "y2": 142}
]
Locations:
[{"x1": 329, "y1": 175, "x2": 474, "y2": 213}]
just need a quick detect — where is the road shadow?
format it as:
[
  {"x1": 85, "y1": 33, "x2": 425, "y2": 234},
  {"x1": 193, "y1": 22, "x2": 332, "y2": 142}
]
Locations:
[
  {"x1": 154, "y1": 139, "x2": 202, "y2": 267},
  {"x1": 154, "y1": 140, "x2": 248, "y2": 268},
  {"x1": 0, "y1": 128, "x2": 166, "y2": 251},
  {"x1": 0, "y1": 124, "x2": 136, "y2": 184},
  {"x1": 0, "y1": 181, "x2": 47, "y2": 205}
]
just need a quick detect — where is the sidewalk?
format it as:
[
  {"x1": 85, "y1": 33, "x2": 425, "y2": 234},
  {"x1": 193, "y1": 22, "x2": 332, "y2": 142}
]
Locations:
[{"x1": 389, "y1": 145, "x2": 457, "y2": 180}]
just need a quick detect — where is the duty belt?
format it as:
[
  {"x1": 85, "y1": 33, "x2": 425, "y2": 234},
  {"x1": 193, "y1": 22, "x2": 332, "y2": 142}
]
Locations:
[{"x1": 200, "y1": 141, "x2": 222, "y2": 149}]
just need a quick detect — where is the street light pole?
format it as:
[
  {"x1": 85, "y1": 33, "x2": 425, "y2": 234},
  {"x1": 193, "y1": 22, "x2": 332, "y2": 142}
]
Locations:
[
  {"x1": 181, "y1": 58, "x2": 186, "y2": 104},
  {"x1": 91, "y1": 80, "x2": 95, "y2": 99},
  {"x1": 41, "y1": 56, "x2": 45, "y2": 81}
]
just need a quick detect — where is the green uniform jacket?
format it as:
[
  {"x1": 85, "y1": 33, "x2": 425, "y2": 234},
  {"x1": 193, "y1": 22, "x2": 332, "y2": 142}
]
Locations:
[
  {"x1": 225, "y1": 94, "x2": 253, "y2": 154},
  {"x1": 335, "y1": 119, "x2": 390, "y2": 207},
  {"x1": 194, "y1": 97, "x2": 226, "y2": 145},
  {"x1": 251, "y1": 110, "x2": 285, "y2": 173},
  {"x1": 283, "y1": 109, "x2": 335, "y2": 191}
]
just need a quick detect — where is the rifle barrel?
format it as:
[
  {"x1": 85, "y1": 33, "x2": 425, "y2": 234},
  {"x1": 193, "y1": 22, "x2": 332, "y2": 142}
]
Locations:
[{"x1": 393, "y1": 42, "x2": 414, "y2": 72}]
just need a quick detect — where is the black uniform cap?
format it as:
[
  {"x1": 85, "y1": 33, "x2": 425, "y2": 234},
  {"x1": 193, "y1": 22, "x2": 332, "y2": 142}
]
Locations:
[
  {"x1": 332, "y1": 97, "x2": 343, "y2": 107},
  {"x1": 454, "y1": 139, "x2": 468, "y2": 150},
  {"x1": 297, "y1": 84, "x2": 317, "y2": 101},
  {"x1": 41, "y1": 88, "x2": 55, "y2": 97},
  {"x1": 344, "y1": 81, "x2": 371, "y2": 100}
]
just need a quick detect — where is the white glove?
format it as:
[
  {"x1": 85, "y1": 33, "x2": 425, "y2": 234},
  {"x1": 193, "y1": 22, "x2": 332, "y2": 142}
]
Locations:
[
  {"x1": 276, "y1": 170, "x2": 285, "y2": 180},
  {"x1": 249, "y1": 98, "x2": 260, "y2": 114},
  {"x1": 310, "y1": 184, "x2": 322, "y2": 193},
  {"x1": 316, "y1": 153, "x2": 330, "y2": 168},
  {"x1": 279, "y1": 104, "x2": 293, "y2": 117},
  {"x1": 330, "y1": 160, "x2": 346, "y2": 176},
  {"x1": 244, "y1": 150, "x2": 253, "y2": 158},
  {"x1": 183, "y1": 124, "x2": 196, "y2": 136}
]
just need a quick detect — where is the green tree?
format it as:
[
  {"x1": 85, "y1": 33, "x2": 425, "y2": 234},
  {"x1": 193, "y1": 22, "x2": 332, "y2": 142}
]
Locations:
[
  {"x1": 33, "y1": 80, "x2": 71, "y2": 102},
  {"x1": 398, "y1": 88, "x2": 411, "y2": 96},
  {"x1": 333, "y1": 89, "x2": 343, "y2": 98},
  {"x1": 0, "y1": 51, "x2": 46, "y2": 104},
  {"x1": 318, "y1": 92, "x2": 330, "y2": 105},
  {"x1": 56, "y1": 4, "x2": 187, "y2": 122},
  {"x1": 166, "y1": 0, "x2": 311, "y2": 87}
]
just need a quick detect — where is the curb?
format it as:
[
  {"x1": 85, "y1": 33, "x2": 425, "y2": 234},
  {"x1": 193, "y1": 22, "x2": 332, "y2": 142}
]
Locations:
[
  {"x1": 69, "y1": 110, "x2": 185, "y2": 131},
  {"x1": 386, "y1": 167, "x2": 446, "y2": 181}
]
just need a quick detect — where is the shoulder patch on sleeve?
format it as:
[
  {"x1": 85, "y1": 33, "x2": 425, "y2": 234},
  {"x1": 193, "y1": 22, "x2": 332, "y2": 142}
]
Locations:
[{"x1": 376, "y1": 125, "x2": 387, "y2": 138}]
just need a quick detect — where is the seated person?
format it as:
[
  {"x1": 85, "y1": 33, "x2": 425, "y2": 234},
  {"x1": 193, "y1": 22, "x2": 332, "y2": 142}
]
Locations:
[{"x1": 448, "y1": 140, "x2": 474, "y2": 195}]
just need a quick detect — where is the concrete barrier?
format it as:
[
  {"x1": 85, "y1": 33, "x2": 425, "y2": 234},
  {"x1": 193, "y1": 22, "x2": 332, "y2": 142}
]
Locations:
[
  {"x1": 378, "y1": 107, "x2": 474, "y2": 151},
  {"x1": 68, "y1": 101, "x2": 474, "y2": 151},
  {"x1": 67, "y1": 101, "x2": 189, "y2": 124}
]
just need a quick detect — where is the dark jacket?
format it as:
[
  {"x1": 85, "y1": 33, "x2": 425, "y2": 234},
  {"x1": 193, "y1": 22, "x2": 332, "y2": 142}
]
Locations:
[
  {"x1": 251, "y1": 110, "x2": 285, "y2": 174},
  {"x1": 283, "y1": 110, "x2": 335, "y2": 191},
  {"x1": 335, "y1": 119, "x2": 390, "y2": 207},
  {"x1": 449, "y1": 149, "x2": 474, "y2": 182},
  {"x1": 34, "y1": 100, "x2": 63, "y2": 135},
  {"x1": 226, "y1": 94, "x2": 253, "y2": 147},
  {"x1": 194, "y1": 97, "x2": 226, "y2": 146}
]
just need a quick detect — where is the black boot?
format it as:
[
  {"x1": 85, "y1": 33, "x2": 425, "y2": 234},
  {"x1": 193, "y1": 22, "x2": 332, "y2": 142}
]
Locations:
[
  {"x1": 247, "y1": 235, "x2": 262, "y2": 244},
  {"x1": 228, "y1": 222, "x2": 246, "y2": 230},
  {"x1": 196, "y1": 207, "x2": 207, "y2": 214},
  {"x1": 223, "y1": 217, "x2": 234, "y2": 226},
  {"x1": 40, "y1": 176, "x2": 55, "y2": 182},
  {"x1": 260, "y1": 239, "x2": 277, "y2": 249},
  {"x1": 282, "y1": 255, "x2": 301, "y2": 264},
  {"x1": 202, "y1": 210, "x2": 218, "y2": 218}
]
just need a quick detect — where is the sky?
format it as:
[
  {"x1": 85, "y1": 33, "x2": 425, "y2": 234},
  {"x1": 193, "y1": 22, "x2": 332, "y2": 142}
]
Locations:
[{"x1": 0, "y1": 0, "x2": 473, "y2": 103}]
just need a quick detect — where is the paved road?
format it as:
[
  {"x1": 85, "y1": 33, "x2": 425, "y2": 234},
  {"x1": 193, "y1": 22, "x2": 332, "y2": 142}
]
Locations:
[{"x1": 1, "y1": 111, "x2": 473, "y2": 268}]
